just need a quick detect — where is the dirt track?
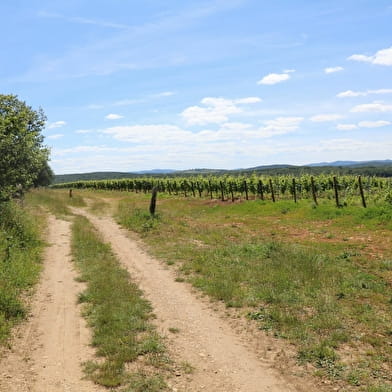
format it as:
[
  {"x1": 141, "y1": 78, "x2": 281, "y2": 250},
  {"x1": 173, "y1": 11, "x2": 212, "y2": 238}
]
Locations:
[
  {"x1": 73, "y1": 207, "x2": 316, "y2": 392},
  {"x1": 1, "y1": 208, "x2": 321, "y2": 392},
  {"x1": 0, "y1": 216, "x2": 102, "y2": 392}
]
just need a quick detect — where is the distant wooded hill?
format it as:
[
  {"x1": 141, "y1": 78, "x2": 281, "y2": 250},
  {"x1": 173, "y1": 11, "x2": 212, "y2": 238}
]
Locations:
[{"x1": 53, "y1": 160, "x2": 392, "y2": 184}]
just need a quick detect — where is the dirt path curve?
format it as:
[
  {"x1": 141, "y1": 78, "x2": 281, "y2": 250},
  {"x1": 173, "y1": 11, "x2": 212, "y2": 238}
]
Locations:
[
  {"x1": 0, "y1": 215, "x2": 103, "y2": 392},
  {"x1": 73, "y1": 208, "x2": 314, "y2": 392}
]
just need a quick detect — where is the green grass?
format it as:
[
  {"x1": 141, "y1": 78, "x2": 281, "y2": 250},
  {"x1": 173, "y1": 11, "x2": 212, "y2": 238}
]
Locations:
[
  {"x1": 71, "y1": 215, "x2": 170, "y2": 390},
  {"x1": 114, "y1": 192, "x2": 392, "y2": 391},
  {"x1": 0, "y1": 201, "x2": 43, "y2": 345},
  {"x1": 26, "y1": 188, "x2": 86, "y2": 216}
]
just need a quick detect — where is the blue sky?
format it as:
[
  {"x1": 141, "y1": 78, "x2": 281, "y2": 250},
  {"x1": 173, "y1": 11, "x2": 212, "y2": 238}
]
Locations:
[{"x1": 1, "y1": 0, "x2": 391, "y2": 174}]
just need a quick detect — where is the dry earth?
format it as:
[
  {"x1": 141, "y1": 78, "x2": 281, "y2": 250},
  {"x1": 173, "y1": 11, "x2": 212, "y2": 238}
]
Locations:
[
  {"x1": 0, "y1": 208, "x2": 331, "y2": 392},
  {"x1": 0, "y1": 215, "x2": 103, "y2": 392}
]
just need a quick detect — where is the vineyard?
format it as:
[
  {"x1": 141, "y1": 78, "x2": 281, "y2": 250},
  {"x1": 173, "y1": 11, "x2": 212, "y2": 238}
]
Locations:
[{"x1": 52, "y1": 174, "x2": 392, "y2": 207}]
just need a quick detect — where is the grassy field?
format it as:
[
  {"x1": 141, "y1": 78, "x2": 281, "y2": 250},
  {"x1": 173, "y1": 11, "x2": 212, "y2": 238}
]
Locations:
[
  {"x1": 0, "y1": 201, "x2": 44, "y2": 345},
  {"x1": 113, "y1": 192, "x2": 392, "y2": 391},
  {"x1": 27, "y1": 189, "x2": 392, "y2": 391}
]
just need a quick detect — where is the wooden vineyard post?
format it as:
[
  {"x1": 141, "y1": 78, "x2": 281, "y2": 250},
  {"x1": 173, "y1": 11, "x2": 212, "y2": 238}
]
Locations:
[
  {"x1": 69, "y1": 189, "x2": 73, "y2": 198},
  {"x1": 243, "y1": 180, "x2": 249, "y2": 200},
  {"x1": 208, "y1": 180, "x2": 213, "y2": 199},
  {"x1": 220, "y1": 181, "x2": 225, "y2": 201},
  {"x1": 196, "y1": 182, "x2": 202, "y2": 198},
  {"x1": 229, "y1": 183, "x2": 235, "y2": 202},
  {"x1": 358, "y1": 176, "x2": 367, "y2": 208},
  {"x1": 310, "y1": 176, "x2": 318, "y2": 206},
  {"x1": 149, "y1": 187, "x2": 158, "y2": 216},
  {"x1": 292, "y1": 178, "x2": 297, "y2": 203},
  {"x1": 269, "y1": 179, "x2": 275, "y2": 202},
  {"x1": 333, "y1": 176, "x2": 340, "y2": 207},
  {"x1": 258, "y1": 180, "x2": 264, "y2": 200}
]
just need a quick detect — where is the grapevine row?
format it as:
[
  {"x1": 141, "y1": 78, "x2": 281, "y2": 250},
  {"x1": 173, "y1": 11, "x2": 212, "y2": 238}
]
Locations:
[{"x1": 52, "y1": 174, "x2": 392, "y2": 206}]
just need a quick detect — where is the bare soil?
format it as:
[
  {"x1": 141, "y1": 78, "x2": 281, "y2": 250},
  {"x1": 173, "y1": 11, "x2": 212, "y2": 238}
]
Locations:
[
  {"x1": 0, "y1": 208, "x2": 334, "y2": 392},
  {"x1": 0, "y1": 215, "x2": 103, "y2": 392}
]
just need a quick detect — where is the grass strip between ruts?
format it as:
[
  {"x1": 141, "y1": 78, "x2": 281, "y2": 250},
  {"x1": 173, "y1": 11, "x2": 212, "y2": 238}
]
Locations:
[{"x1": 71, "y1": 215, "x2": 169, "y2": 391}]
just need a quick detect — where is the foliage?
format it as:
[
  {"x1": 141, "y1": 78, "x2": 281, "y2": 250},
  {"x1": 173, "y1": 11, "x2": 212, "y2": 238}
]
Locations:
[
  {"x1": 0, "y1": 94, "x2": 49, "y2": 200},
  {"x1": 0, "y1": 201, "x2": 42, "y2": 344}
]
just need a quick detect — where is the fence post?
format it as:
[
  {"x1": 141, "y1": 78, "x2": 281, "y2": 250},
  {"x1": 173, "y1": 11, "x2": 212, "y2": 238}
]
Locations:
[
  {"x1": 149, "y1": 187, "x2": 158, "y2": 216},
  {"x1": 310, "y1": 176, "x2": 318, "y2": 206},
  {"x1": 358, "y1": 176, "x2": 367, "y2": 208},
  {"x1": 269, "y1": 179, "x2": 275, "y2": 202},
  {"x1": 229, "y1": 183, "x2": 235, "y2": 202},
  {"x1": 292, "y1": 178, "x2": 297, "y2": 203},
  {"x1": 244, "y1": 180, "x2": 249, "y2": 200},
  {"x1": 220, "y1": 181, "x2": 225, "y2": 201},
  {"x1": 196, "y1": 182, "x2": 202, "y2": 198},
  {"x1": 258, "y1": 180, "x2": 264, "y2": 200},
  {"x1": 69, "y1": 189, "x2": 73, "y2": 198},
  {"x1": 333, "y1": 176, "x2": 340, "y2": 207},
  {"x1": 209, "y1": 180, "x2": 213, "y2": 199}
]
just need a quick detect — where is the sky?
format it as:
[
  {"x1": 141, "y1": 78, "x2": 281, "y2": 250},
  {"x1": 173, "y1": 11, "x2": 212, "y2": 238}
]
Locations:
[{"x1": 1, "y1": 0, "x2": 392, "y2": 174}]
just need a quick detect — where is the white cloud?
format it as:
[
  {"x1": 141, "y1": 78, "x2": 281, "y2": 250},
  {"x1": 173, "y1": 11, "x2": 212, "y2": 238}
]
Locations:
[
  {"x1": 337, "y1": 90, "x2": 366, "y2": 98},
  {"x1": 257, "y1": 72, "x2": 290, "y2": 85},
  {"x1": 261, "y1": 117, "x2": 304, "y2": 137},
  {"x1": 181, "y1": 96, "x2": 261, "y2": 125},
  {"x1": 105, "y1": 113, "x2": 124, "y2": 120},
  {"x1": 324, "y1": 66, "x2": 344, "y2": 74},
  {"x1": 336, "y1": 124, "x2": 358, "y2": 131},
  {"x1": 47, "y1": 133, "x2": 64, "y2": 140},
  {"x1": 283, "y1": 69, "x2": 296, "y2": 73},
  {"x1": 348, "y1": 46, "x2": 392, "y2": 66},
  {"x1": 337, "y1": 88, "x2": 392, "y2": 98},
  {"x1": 310, "y1": 114, "x2": 343, "y2": 122},
  {"x1": 47, "y1": 120, "x2": 66, "y2": 129},
  {"x1": 358, "y1": 120, "x2": 391, "y2": 128},
  {"x1": 350, "y1": 102, "x2": 392, "y2": 113},
  {"x1": 337, "y1": 121, "x2": 391, "y2": 130},
  {"x1": 153, "y1": 91, "x2": 176, "y2": 97}
]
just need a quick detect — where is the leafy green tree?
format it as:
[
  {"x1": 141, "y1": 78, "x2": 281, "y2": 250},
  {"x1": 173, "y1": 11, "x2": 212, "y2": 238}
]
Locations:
[
  {"x1": 0, "y1": 94, "x2": 49, "y2": 200},
  {"x1": 33, "y1": 161, "x2": 54, "y2": 187}
]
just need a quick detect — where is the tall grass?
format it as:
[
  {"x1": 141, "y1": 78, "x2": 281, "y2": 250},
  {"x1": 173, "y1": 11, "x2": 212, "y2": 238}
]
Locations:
[{"x1": 0, "y1": 201, "x2": 43, "y2": 344}]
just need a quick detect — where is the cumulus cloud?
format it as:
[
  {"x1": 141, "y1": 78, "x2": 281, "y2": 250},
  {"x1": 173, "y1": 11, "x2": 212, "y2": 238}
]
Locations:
[
  {"x1": 337, "y1": 88, "x2": 392, "y2": 98},
  {"x1": 310, "y1": 114, "x2": 343, "y2": 122},
  {"x1": 181, "y1": 96, "x2": 262, "y2": 125},
  {"x1": 337, "y1": 121, "x2": 390, "y2": 130},
  {"x1": 336, "y1": 124, "x2": 358, "y2": 131},
  {"x1": 350, "y1": 102, "x2": 392, "y2": 112},
  {"x1": 257, "y1": 72, "x2": 290, "y2": 85},
  {"x1": 47, "y1": 120, "x2": 66, "y2": 129},
  {"x1": 324, "y1": 66, "x2": 344, "y2": 74},
  {"x1": 348, "y1": 46, "x2": 392, "y2": 66},
  {"x1": 105, "y1": 113, "x2": 124, "y2": 120},
  {"x1": 261, "y1": 117, "x2": 304, "y2": 137},
  {"x1": 358, "y1": 120, "x2": 391, "y2": 128}
]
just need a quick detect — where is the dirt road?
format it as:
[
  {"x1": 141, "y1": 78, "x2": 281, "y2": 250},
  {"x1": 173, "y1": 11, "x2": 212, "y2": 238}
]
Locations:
[
  {"x1": 0, "y1": 215, "x2": 102, "y2": 392},
  {"x1": 74, "y1": 208, "x2": 316, "y2": 392},
  {"x1": 1, "y1": 208, "x2": 320, "y2": 392}
]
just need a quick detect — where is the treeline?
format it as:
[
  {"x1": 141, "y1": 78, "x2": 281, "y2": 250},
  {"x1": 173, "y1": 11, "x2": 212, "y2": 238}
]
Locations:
[{"x1": 54, "y1": 164, "x2": 392, "y2": 185}]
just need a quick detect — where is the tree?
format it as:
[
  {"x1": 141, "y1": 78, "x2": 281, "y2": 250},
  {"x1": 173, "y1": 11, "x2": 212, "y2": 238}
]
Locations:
[{"x1": 0, "y1": 94, "x2": 49, "y2": 200}]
